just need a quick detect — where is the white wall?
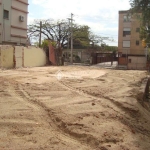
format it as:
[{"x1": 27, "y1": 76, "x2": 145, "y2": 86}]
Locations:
[
  {"x1": 128, "y1": 56, "x2": 146, "y2": 70},
  {"x1": 0, "y1": 45, "x2": 47, "y2": 68},
  {"x1": 0, "y1": 45, "x2": 14, "y2": 68},
  {"x1": 24, "y1": 47, "x2": 46, "y2": 67}
]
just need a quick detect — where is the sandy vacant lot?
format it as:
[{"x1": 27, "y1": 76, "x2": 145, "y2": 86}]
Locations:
[{"x1": 0, "y1": 66, "x2": 150, "y2": 150}]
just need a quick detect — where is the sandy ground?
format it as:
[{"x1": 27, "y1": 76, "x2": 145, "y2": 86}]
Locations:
[{"x1": 0, "y1": 66, "x2": 150, "y2": 150}]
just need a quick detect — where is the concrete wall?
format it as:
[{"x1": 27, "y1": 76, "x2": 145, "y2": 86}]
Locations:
[
  {"x1": 63, "y1": 49, "x2": 91, "y2": 63},
  {"x1": 0, "y1": 45, "x2": 14, "y2": 68},
  {"x1": 0, "y1": 45, "x2": 47, "y2": 68},
  {"x1": 81, "y1": 51, "x2": 91, "y2": 62},
  {"x1": 14, "y1": 46, "x2": 23, "y2": 68},
  {"x1": 24, "y1": 47, "x2": 46, "y2": 67},
  {"x1": 128, "y1": 56, "x2": 146, "y2": 70}
]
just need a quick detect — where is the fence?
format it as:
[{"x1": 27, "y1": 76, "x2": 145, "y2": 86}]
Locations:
[
  {"x1": 0, "y1": 45, "x2": 46, "y2": 69},
  {"x1": 92, "y1": 52, "x2": 117, "y2": 64}
]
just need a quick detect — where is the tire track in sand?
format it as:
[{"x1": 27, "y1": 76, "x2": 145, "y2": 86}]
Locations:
[
  {"x1": 58, "y1": 79, "x2": 150, "y2": 137},
  {"x1": 7, "y1": 80, "x2": 91, "y2": 150}
]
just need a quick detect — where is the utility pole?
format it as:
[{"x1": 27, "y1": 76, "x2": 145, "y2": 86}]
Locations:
[
  {"x1": 67, "y1": 19, "x2": 70, "y2": 50},
  {"x1": 58, "y1": 23, "x2": 61, "y2": 49},
  {"x1": 39, "y1": 21, "x2": 42, "y2": 47},
  {"x1": 71, "y1": 13, "x2": 73, "y2": 64},
  {"x1": 68, "y1": 13, "x2": 74, "y2": 64}
]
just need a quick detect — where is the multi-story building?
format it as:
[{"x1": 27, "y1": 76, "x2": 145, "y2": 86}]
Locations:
[
  {"x1": 118, "y1": 10, "x2": 145, "y2": 55},
  {"x1": 0, "y1": 0, "x2": 28, "y2": 45},
  {"x1": 118, "y1": 10, "x2": 147, "y2": 69}
]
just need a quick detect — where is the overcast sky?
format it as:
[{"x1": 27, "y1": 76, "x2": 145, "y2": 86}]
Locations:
[{"x1": 28, "y1": 0, "x2": 131, "y2": 46}]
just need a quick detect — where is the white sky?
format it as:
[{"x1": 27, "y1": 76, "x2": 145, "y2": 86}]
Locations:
[{"x1": 28, "y1": 0, "x2": 131, "y2": 46}]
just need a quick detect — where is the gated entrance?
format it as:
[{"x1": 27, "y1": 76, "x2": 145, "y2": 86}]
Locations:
[{"x1": 92, "y1": 52, "x2": 117, "y2": 65}]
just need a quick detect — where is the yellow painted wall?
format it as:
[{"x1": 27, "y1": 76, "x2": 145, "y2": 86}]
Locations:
[
  {"x1": 24, "y1": 47, "x2": 46, "y2": 67},
  {"x1": 0, "y1": 46, "x2": 46, "y2": 69},
  {"x1": 0, "y1": 45, "x2": 14, "y2": 68}
]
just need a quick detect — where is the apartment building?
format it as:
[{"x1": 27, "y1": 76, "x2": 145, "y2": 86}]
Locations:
[
  {"x1": 0, "y1": 0, "x2": 28, "y2": 45},
  {"x1": 118, "y1": 10, "x2": 145, "y2": 55},
  {"x1": 118, "y1": 10, "x2": 146, "y2": 69}
]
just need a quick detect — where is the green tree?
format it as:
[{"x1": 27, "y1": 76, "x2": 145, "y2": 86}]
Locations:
[
  {"x1": 72, "y1": 25, "x2": 90, "y2": 48},
  {"x1": 104, "y1": 45, "x2": 118, "y2": 52},
  {"x1": 130, "y1": 0, "x2": 150, "y2": 42},
  {"x1": 130, "y1": 0, "x2": 150, "y2": 24},
  {"x1": 28, "y1": 19, "x2": 95, "y2": 49},
  {"x1": 28, "y1": 19, "x2": 112, "y2": 49}
]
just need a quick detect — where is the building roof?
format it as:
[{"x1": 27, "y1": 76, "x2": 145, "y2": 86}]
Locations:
[{"x1": 119, "y1": 10, "x2": 129, "y2": 14}]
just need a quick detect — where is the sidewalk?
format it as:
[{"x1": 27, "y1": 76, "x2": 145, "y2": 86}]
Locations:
[{"x1": 92, "y1": 61, "x2": 118, "y2": 69}]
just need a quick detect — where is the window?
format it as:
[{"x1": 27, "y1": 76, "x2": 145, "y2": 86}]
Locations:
[
  {"x1": 136, "y1": 28, "x2": 140, "y2": 32},
  {"x1": 123, "y1": 15, "x2": 131, "y2": 22},
  {"x1": 123, "y1": 28, "x2": 131, "y2": 37},
  {"x1": 3, "y1": 10, "x2": 9, "y2": 19},
  {"x1": 123, "y1": 41, "x2": 130, "y2": 48},
  {"x1": 136, "y1": 40, "x2": 139, "y2": 45}
]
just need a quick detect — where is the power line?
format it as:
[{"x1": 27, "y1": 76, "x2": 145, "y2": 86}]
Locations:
[
  {"x1": 97, "y1": 33, "x2": 118, "y2": 37},
  {"x1": 75, "y1": 15, "x2": 118, "y2": 21}
]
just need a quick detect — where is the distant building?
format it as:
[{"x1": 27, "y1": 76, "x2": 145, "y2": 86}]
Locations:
[
  {"x1": 118, "y1": 10, "x2": 147, "y2": 70},
  {"x1": 0, "y1": 0, "x2": 28, "y2": 45},
  {"x1": 118, "y1": 10, "x2": 145, "y2": 55}
]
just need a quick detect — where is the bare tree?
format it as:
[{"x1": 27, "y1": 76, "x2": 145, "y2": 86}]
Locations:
[{"x1": 28, "y1": 19, "x2": 69, "y2": 48}]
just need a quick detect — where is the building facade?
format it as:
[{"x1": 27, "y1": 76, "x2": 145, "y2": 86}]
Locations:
[
  {"x1": 0, "y1": 0, "x2": 28, "y2": 45},
  {"x1": 118, "y1": 10, "x2": 147, "y2": 70},
  {"x1": 118, "y1": 10, "x2": 145, "y2": 55}
]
